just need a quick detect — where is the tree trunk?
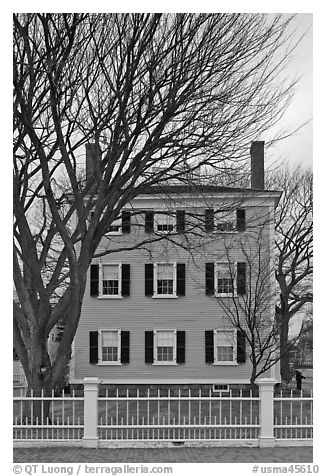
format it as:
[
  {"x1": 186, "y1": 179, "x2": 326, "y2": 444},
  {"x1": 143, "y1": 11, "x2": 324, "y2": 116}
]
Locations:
[{"x1": 280, "y1": 317, "x2": 291, "y2": 382}]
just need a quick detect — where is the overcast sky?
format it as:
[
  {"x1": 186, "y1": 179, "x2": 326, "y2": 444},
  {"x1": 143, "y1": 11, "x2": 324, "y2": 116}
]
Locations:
[{"x1": 268, "y1": 13, "x2": 312, "y2": 169}]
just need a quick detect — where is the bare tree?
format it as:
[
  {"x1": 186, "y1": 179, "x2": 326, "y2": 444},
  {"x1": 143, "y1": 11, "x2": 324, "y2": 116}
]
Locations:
[
  {"x1": 205, "y1": 214, "x2": 281, "y2": 385},
  {"x1": 272, "y1": 166, "x2": 313, "y2": 382},
  {"x1": 13, "y1": 13, "x2": 301, "y2": 403}
]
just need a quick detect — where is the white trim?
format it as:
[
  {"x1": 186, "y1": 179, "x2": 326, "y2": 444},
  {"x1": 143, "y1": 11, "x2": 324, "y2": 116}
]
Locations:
[
  {"x1": 153, "y1": 262, "x2": 177, "y2": 298},
  {"x1": 153, "y1": 328, "x2": 177, "y2": 365},
  {"x1": 99, "y1": 262, "x2": 122, "y2": 298},
  {"x1": 214, "y1": 328, "x2": 238, "y2": 365},
  {"x1": 98, "y1": 329, "x2": 121, "y2": 365}
]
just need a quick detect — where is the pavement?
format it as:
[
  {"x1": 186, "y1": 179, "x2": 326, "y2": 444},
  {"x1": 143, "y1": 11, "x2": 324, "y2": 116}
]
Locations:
[{"x1": 13, "y1": 446, "x2": 313, "y2": 463}]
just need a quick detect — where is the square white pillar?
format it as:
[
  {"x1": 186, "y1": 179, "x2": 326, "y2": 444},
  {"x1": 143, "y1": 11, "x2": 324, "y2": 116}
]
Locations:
[
  {"x1": 257, "y1": 378, "x2": 277, "y2": 447},
  {"x1": 82, "y1": 377, "x2": 100, "y2": 448}
]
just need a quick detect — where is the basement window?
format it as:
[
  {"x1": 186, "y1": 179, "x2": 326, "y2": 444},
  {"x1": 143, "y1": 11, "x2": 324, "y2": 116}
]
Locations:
[{"x1": 212, "y1": 384, "x2": 230, "y2": 393}]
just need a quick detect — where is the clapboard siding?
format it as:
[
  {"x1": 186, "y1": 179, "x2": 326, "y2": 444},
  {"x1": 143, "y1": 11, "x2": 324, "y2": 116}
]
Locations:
[{"x1": 73, "y1": 202, "x2": 275, "y2": 382}]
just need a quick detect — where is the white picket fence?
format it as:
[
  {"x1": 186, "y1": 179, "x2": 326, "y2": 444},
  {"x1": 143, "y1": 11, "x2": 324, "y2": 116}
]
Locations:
[
  {"x1": 98, "y1": 387, "x2": 260, "y2": 441},
  {"x1": 13, "y1": 378, "x2": 313, "y2": 447},
  {"x1": 274, "y1": 389, "x2": 313, "y2": 440}
]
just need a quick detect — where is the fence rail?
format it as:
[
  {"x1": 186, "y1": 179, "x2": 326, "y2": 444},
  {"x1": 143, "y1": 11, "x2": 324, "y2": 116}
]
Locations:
[{"x1": 13, "y1": 378, "x2": 313, "y2": 447}]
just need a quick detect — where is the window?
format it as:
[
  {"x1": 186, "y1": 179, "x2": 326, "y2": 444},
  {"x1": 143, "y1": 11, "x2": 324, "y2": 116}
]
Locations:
[
  {"x1": 215, "y1": 263, "x2": 234, "y2": 296},
  {"x1": 89, "y1": 330, "x2": 130, "y2": 365},
  {"x1": 155, "y1": 330, "x2": 176, "y2": 364},
  {"x1": 215, "y1": 210, "x2": 236, "y2": 232},
  {"x1": 108, "y1": 217, "x2": 122, "y2": 234},
  {"x1": 145, "y1": 263, "x2": 185, "y2": 298},
  {"x1": 206, "y1": 262, "x2": 247, "y2": 297},
  {"x1": 145, "y1": 330, "x2": 186, "y2": 364},
  {"x1": 101, "y1": 264, "x2": 121, "y2": 296},
  {"x1": 90, "y1": 263, "x2": 130, "y2": 298},
  {"x1": 212, "y1": 384, "x2": 230, "y2": 393},
  {"x1": 154, "y1": 263, "x2": 176, "y2": 297},
  {"x1": 205, "y1": 208, "x2": 246, "y2": 233},
  {"x1": 145, "y1": 210, "x2": 185, "y2": 234},
  {"x1": 215, "y1": 330, "x2": 237, "y2": 364},
  {"x1": 205, "y1": 329, "x2": 246, "y2": 365},
  {"x1": 101, "y1": 330, "x2": 119, "y2": 362},
  {"x1": 156, "y1": 330, "x2": 175, "y2": 362},
  {"x1": 155, "y1": 212, "x2": 176, "y2": 232}
]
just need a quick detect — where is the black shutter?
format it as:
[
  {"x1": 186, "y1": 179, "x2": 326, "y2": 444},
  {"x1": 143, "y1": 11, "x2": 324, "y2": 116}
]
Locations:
[
  {"x1": 121, "y1": 264, "x2": 130, "y2": 296},
  {"x1": 237, "y1": 330, "x2": 246, "y2": 363},
  {"x1": 205, "y1": 330, "x2": 214, "y2": 363},
  {"x1": 237, "y1": 262, "x2": 246, "y2": 295},
  {"x1": 145, "y1": 331, "x2": 154, "y2": 363},
  {"x1": 122, "y1": 211, "x2": 131, "y2": 233},
  {"x1": 205, "y1": 209, "x2": 214, "y2": 232},
  {"x1": 176, "y1": 331, "x2": 186, "y2": 364},
  {"x1": 90, "y1": 264, "x2": 99, "y2": 296},
  {"x1": 121, "y1": 331, "x2": 130, "y2": 364},
  {"x1": 176, "y1": 210, "x2": 185, "y2": 233},
  {"x1": 89, "y1": 331, "x2": 98, "y2": 364},
  {"x1": 145, "y1": 264, "x2": 154, "y2": 296},
  {"x1": 176, "y1": 263, "x2": 186, "y2": 296},
  {"x1": 236, "y1": 209, "x2": 246, "y2": 232},
  {"x1": 205, "y1": 262, "x2": 215, "y2": 295},
  {"x1": 145, "y1": 211, "x2": 154, "y2": 233}
]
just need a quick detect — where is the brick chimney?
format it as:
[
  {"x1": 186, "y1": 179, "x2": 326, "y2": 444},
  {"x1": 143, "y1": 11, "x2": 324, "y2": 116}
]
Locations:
[
  {"x1": 85, "y1": 143, "x2": 101, "y2": 183},
  {"x1": 250, "y1": 141, "x2": 264, "y2": 189}
]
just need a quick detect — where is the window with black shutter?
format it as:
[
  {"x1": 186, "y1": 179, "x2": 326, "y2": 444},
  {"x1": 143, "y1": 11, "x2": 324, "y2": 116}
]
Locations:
[
  {"x1": 121, "y1": 264, "x2": 130, "y2": 296},
  {"x1": 120, "y1": 331, "x2": 130, "y2": 364},
  {"x1": 205, "y1": 209, "x2": 214, "y2": 232},
  {"x1": 237, "y1": 262, "x2": 246, "y2": 295},
  {"x1": 90, "y1": 265, "x2": 99, "y2": 296},
  {"x1": 176, "y1": 331, "x2": 186, "y2": 364},
  {"x1": 122, "y1": 211, "x2": 131, "y2": 233},
  {"x1": 176, "y1": 210, "x2": 185, "y2": 233},
  {"x1": 237, "y1": 330, "x2": 246, "y2": 363},
  {"x1": 176, "y1": 263, "x2": 186, "y2": 296},
  {"x1": 205, "y1": 330, "x2": 214, "y2": 363},
  {"x1": 89, "y1": 331, "x2": 99, "y2": 364},
  {"x1": 145, "y1": 264, "x2": 154, "y2": 296},
  {"x1": 145, "y1": 211, "x2": 154, "y2": 233},
  {"x1": 205, "y1": 263, "x2": 215, "y2": 295},
  {"x1": 145, "y1": 331, "x2": 154, "y2": 363},
  {"x1": 236, "y1": 209, "x2": 246, "y2": 232}
]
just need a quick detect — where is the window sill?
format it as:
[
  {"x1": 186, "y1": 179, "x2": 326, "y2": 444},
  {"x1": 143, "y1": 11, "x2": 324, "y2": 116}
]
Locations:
[
  {"x1": 106, "y1": 232, "x2": 123, "y2": 236},
  {"x1": 97, "y1": 295, "x2": 123, "y2": 299},
  {"x1": 214, "y1": 294, "x2": 237, "y2": 298},
  {"x1": 213, "y1": 362, "x2": 238, "y2": 366},
  {"x1": 97, "y1": 362, "x2": 122, "y2": 366},
  {"x1": 152, "y1": 295, "x2": 178, "y2": 299},
  {"x1": 153, "y1": 362, "x2": 178, "y2": 366}
]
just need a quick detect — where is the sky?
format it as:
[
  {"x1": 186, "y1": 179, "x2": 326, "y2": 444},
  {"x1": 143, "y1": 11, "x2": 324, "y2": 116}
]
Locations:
[{"x1": 268, "y1": 13, "x2": 313, "y2": 169}]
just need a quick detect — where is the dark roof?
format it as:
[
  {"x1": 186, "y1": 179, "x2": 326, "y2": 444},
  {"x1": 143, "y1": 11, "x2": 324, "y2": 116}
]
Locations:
[{"x1": 141, "y1": 184, "x2": 278, "y2": 195}]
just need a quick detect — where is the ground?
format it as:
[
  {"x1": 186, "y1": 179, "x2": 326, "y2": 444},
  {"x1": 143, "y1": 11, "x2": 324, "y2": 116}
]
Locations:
[{"x1": 13, "y1": 446, "x2": 313, "y2": 463}]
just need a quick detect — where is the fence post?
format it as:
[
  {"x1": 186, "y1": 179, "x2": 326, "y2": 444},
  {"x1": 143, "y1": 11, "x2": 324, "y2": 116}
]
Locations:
[
  {"x1": 83, "y1": 377, "x2": 100, "y2": 448},
  {"x1": 257, "y1": 378, "x2": 276, "y2": 447}
]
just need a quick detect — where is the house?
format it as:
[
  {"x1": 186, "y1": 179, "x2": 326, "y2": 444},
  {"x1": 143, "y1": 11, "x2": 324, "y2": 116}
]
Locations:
[{"x1": 70, "y1": 142, "x2": 282, "y2": 390}]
